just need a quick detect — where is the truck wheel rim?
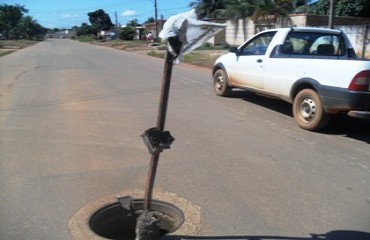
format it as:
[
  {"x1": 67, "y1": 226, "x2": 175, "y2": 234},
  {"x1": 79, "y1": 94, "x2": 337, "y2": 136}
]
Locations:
[
  {"x1": 215, "y1": 75, "x2": 224, "y2": 91},
  {"x1": 300, "y1": 98, "x2": 316, "y2": 121}
]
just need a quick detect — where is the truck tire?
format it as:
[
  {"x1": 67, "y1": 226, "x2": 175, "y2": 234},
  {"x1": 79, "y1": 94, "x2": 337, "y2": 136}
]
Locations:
[
  {"x1": 293, "y1": 89, "x2": 330, "y2": 131},
  {"x1": 213, "y1": 69, "x2": 231, "y2": 97}
]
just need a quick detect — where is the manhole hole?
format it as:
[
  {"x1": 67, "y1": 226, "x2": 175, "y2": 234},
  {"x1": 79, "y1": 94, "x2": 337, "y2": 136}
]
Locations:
[
  {"x1": 68, "y1": 190, "x2": 201, "y2": 239},
  {"x1": 89, "y1": 198, "x2": 184, "y2": 240}
]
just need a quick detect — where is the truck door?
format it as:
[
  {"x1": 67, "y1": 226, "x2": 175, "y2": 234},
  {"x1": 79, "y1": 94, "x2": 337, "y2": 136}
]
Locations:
[{"x1": 228, "y1": 31, "x2": 276, "y2": 90}]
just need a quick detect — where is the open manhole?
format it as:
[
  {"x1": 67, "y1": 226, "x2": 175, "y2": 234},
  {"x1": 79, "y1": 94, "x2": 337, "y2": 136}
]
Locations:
[{"x1": 89, "y1": 198, "x2": 185, "y2": 240}]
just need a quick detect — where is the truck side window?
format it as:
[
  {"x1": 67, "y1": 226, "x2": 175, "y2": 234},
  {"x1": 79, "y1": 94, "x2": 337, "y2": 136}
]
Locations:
[
  {"x1": 282, "y1": 37, "x2": 308, "y2": 54},
  {"x1": 239, "y1": 31, "x2": 276, "y2": 56},
  {"x1": 310, "y1": 35, "x2": 345, "y2": 56},
  {"x1": 283, "y1": 32, "x2": 346, "y2": 56}
]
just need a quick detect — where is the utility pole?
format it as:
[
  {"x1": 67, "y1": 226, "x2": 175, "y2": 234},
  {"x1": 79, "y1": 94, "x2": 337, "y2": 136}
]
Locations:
[
  {"x1": 154, "y1": 0, "x2": 158, "y2": 40},
  {"x1": 328, "y1": 0, "x2": 335, "y2": 29},
  {"x1": 115, "y1": 11, "x2": 119, "y2": 39}
]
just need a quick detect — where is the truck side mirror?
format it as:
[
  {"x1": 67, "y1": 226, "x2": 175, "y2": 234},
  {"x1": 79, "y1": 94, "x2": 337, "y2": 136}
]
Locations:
[{"x1": 229, "y1": 47, "x2": 238, "y2": 54}]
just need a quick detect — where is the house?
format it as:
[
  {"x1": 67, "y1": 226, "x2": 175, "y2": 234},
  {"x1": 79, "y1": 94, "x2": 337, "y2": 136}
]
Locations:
[
  {"x1": 98, "y1": 30, "x2": 117, "y2": 39},
  {"x1": 134, "y1": 26, "x2": 145, "y2": 40},
  {"x1": 144, "y1": 20, "x2": 166, "y2": 40}
]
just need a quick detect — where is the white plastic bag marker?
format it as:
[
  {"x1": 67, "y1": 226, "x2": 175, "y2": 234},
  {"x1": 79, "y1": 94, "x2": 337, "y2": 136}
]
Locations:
[{"x1": 159, "y1": 9, "x2": 227, "y2": 62}]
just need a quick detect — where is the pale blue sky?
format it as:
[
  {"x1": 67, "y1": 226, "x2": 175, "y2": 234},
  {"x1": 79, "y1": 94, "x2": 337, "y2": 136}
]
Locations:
[{"x1": 1, "y1": 0, "x2": 192, "y2": 28}]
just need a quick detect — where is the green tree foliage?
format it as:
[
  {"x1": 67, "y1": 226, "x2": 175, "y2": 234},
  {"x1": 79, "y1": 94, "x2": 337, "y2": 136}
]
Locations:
[
  {"x1": 223, "y1": 0, "x2": 255, "y2": 40},
  {"x1": 127, "y1": 19, "x2": 140, "y2": 27},
  {"x1": 87, "y1": 9, "x2": 113, "y2": 35},
  {"x1": 0, "y1": 4, "x2": 28, "y2": 39},
  {"x1": 119, "y1": 26, "x2": 135, "y2": 40},
  {"x1": 274, "y1": 0, "x2": 295, "y2": 16},
  {"x1": 144, "y1": 17, "x2": 155, "y2": 24},
  {"x1": 254, "y1": 0, "x2": 294, "y2": 27},
  {"x1": 252, "y1": 0, "x2": 276, "y2": 26},
  {"x1": 190, "y1": 0, "x2": 304, "y2": 39},
  {"x1": 189, "y1": 0, "x2": 226, "y2": 19},
  {"x1": 189, "y1": 0, "x2": 369, "y2": 37},
  {"x1": 75, "y1": 23, "x2": 95, "y2": 36},
  {"x1": 310, "y1": 0, "x2": 370, "y2": 17},
  {"x1": 18, "y1": 16, "x2": 45, "y2": 39}
]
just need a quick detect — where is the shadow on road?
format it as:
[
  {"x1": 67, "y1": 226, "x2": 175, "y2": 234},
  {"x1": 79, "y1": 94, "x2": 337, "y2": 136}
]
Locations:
[
  {"x1": 228, "y1": 90, "x2": 370, "y2": 143},
  {"x1": 229, "y1": 90, "x2": 292, "y2": 117},
  {"x1": 163, "y1": 230, "x2": 370, "y2": 240}
]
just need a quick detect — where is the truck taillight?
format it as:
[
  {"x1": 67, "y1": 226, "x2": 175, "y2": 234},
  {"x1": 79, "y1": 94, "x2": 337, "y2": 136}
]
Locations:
[{"x1": 348, "y1": 70, "x2": 370, "y2": 91}]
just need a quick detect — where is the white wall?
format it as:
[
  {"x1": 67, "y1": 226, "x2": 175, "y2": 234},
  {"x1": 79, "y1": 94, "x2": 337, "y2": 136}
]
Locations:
[
  {"x1": 335, "y1": 25, "x2": 370, "y2": 59},
  {"x1": 221, "y1": 15, "x2": 370, "y2": 58},
  {"x1": 225, "y1": 19, "x2": 256, "y2": 46}
]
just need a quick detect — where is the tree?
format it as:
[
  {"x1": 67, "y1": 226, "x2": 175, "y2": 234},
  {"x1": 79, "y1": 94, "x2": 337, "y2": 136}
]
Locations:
[
  {"x1": 144, "y1": 17, "x2": 155, "y2": 24},
  {"x1": 252, "y1": 0, "x2": 296, "y2": 28},
  {"x1": 75, "y1": 23, "x2": 95, "y2": 36},
  {"x1": 18, "y1": 16, "x2": 45, "y2": 39},
  {"x1": 87, "y1": 9, "x2": 113, "y2": 36},
  {"x1": 272, "y1": 0, "x2": 295, "y2": 26},
  {"x1": 189, "y1": 0, "x2": 226, "y2": 19},
  {"x1": 223, "y1": 0, "x2": 255, "y2": 41},
  {"x1": 310, "y1": 0, "x2": 370, "y2": 17},
  {"x1": 293, "y1": 0, "x2": 308, "y2": 14},
  {"x1": 0, "y1": 4, "x2": 28, "y2": 39},
  {"x1": 252, "y1": 0, "x2": 276, "y2": 28},
  {"x1": 127, "y1": 19, "x2": 140, "y2": 27}
]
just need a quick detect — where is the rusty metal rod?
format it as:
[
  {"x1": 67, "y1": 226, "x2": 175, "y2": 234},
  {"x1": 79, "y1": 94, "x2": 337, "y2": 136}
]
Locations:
[{"x1": 144, "y1": 50, "x2": 175, "y2": 210}]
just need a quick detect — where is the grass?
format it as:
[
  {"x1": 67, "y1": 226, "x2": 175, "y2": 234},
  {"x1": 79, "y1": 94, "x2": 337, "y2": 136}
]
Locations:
[
  {"x1": 0, "y1": 50, "x2": 15, "y2": 57},
  {"x1": 147, "y1": 50, "x2": 165, "y2": 58},
  {"x1": 182, "y1": 52, "x2": 220, "y2": 67},
  {"x1": 0, "y1": 39, "x2": 40, "y2": 48},
  {"x1": 124, "y1": 40, "x2": 147, "y2": 49},
  {"x1": 77, "y1": 38, "x2": 227, "y2": 68},
  {"x1": 147, "y1": 50, "x2": 222, "y2": 68},
  {"x1": 77, "y1": 36, "x2": 96, "y2": 42},
  {"x1": 0, "y1": 39, "x2": 41, "y2": 57}
]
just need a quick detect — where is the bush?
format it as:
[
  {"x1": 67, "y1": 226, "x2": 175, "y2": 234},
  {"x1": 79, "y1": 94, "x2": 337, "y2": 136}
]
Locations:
[
  {"x1": 119, "y1": 27, "x2": 135, "y2": 40},
  {"x1": 78, "y1": 35, "x2": 96, "y2": 42},
  {"x1": 221, "y1": 42, "x2": 230, "y2": 49}
]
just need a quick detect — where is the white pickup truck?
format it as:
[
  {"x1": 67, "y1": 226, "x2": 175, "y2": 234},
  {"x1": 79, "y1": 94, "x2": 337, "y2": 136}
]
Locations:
[{"x1": 213, "y1": 27, "x2": 370, "y2": 131}]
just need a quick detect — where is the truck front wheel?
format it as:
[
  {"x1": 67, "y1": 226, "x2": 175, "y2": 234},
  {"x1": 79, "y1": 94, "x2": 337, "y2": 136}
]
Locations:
[
  {"x1": 213, "y1": 69, "x2": 231, "y2": 97},
  {"x1": 293, "y1": 89, "x2": 330, "y2": 131}
]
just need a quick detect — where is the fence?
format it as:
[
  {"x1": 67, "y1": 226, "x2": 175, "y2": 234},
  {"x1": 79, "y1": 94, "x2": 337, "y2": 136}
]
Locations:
[{"x1": 209, "y1": 15, "x2": 370, "y2": 59}]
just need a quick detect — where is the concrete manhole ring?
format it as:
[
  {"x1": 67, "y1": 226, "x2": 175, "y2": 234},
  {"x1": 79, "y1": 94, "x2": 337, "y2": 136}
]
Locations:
[{"x1": 68, "y1": 189, "x2": 201, "y2": 239}]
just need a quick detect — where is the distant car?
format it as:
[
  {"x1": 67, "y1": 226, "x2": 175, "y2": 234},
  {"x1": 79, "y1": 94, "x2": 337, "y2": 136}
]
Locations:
[{"x1": 213, "y1": 27, "x2": 370, "y2": 131}]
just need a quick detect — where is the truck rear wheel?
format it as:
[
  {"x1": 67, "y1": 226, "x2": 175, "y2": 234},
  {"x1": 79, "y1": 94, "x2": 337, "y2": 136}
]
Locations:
[
  {"x1": 213, "y1": 69, "x2": 231, "y2": 97},
  {"x1": 293, "y1": 89, "x2": 330, "y2": 131}
]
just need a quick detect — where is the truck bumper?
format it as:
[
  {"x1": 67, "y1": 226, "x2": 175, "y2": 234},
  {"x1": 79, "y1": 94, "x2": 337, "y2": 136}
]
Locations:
[
  {"x1": 318, "y1": 85, "x2": 370, "y2": 119},
  {"x1": 348, "y1": 111, "x2": 370, "y2": 120}
]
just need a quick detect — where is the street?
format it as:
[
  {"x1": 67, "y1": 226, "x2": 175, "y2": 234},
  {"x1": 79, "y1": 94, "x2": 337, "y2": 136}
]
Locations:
[{"x1": 0, "y1": 39, "x2": 369, "y2": 240}]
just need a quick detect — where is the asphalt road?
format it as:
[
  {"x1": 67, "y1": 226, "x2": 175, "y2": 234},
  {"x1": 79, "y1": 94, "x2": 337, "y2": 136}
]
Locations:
[{"x1": 0, "y1": 39, "x2": 369, "y2": 240}]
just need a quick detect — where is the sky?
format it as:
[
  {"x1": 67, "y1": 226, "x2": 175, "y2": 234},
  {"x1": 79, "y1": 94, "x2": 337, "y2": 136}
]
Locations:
[{"x1": 1, "y1": 0, "x2": 193, "y2": 29}]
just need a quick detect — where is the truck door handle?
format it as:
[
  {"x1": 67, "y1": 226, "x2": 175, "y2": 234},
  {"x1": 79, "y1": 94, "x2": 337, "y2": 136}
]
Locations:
[{"x1": 257, "y1": 59, "x2": 263, "y2": 63}]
